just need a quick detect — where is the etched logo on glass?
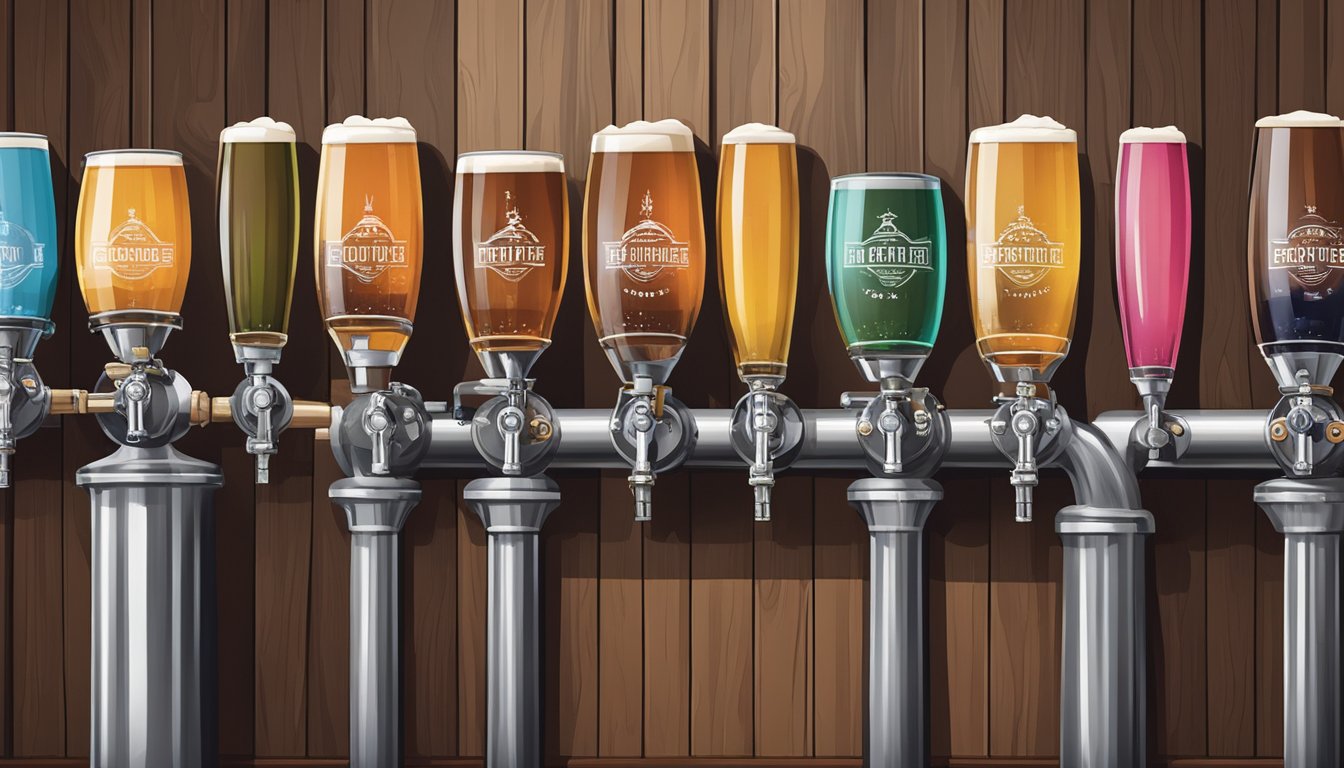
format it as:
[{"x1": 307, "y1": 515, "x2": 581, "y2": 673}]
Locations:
[
  {"x1": 92, "y1": 208, "x2": 175, "y2": 281},
  {"x1": 979, "y1": 206, "x2": 1065, "y2": 289},
  {"x1": 325, "y1": 196, "x2": 409, "y2": 284},
  {"x1": 0, "y1": 207, "x2": 44, "y2": 290},
  {"x1": 1270, "y1": 205, "x2": 1344, "y2": 290},
  {"x1": 475, "y1": 190, "x2": 547, "y2": 282},
  {"x1": 603, "y1": 190, "x2": 690, "y2": 283},
  {"x1": 843, "y1": 210, "x2": 931, "y2": 292}
]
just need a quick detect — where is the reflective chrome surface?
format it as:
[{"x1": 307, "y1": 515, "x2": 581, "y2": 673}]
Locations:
[
  {"x1": 464, "y1": 476, "x2": 561, "y2": 768},
  {"x1": 78, "y1": 445, "x2": 223, "y2": 768}
]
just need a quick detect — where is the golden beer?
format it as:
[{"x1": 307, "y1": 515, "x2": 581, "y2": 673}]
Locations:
[
  {"x1": 716, "y1": 123, "x2": 799, "y2": 385},
  {"x1": 75, "y1": 150, "x2": 191, "y2": 315},
  {"x1": 965, "y1": 115, "x2": 1080, "y2": 383},
  {"x1": 452, "y1": 151, "x2": 568, "y2": 361},
  {"x1": 583, "y1": 119, "x2": 705, "y2": 384},
  {"x1": 315, "y1": 116, "x2": 422, "y2": 391}
]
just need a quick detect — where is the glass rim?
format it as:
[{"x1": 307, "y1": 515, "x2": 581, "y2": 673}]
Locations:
[
  {"x1": 85, "y1": 148, "x2": 184, "y2": 160},
  {"x1": 831, "y1": 172, "x2": 941, "y2": 190},
  {"x1": 457, "y1": 149, "x2": 564, "y2": 161},
  {"x1": 0, "y1": 132, "x2": 47, "y2": 140}
]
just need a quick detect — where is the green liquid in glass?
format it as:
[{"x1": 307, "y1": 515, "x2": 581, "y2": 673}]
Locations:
[
  {"x1": 825, "y1": 176, "x2": 946, "y2": 357},
  {"x1": 217, "y1": 141, "x2": 300, "y2": 345}
]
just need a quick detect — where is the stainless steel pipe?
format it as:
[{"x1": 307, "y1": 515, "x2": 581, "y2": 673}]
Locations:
[
  {"x1": 1255, "y1": 478, "x2": 1344, "y2": 768},
  {"x1": 464, "y1": 476, "x2": 561, "y2": 768},
  {"x1": 331, "y1": 477, "x2": 421, "y2": 768},
  {"x1": 78, "y1": 445, "x2": 223, "y2": 768}
]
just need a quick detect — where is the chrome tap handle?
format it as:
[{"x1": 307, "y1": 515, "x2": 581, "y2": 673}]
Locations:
[
  {"x1": 246, "y1": 379, "x2": 277, "y2": 483},
  {"x1": 497, "y1": 403, "x2": 525, "y2": 475},
  {"x1": 1287, "y1": 395, "x2": 1316, "y2": 475},
  {"x1": 877, "y1": 396, "x2": 904, "y2": 474},
  {"x1": 0, "y1": 346, "x2": 14, "y2": 488},
  {"x1": 363, "y1": 393, "x2": 393, "y2": 476},
  {"x1": 629, "y1": 396, "x2": 655, "y2": 522},
  {"x1": 750, "y1": 391, "x2": 776, "y2": 521},
  {"x1": 1009, "y1": 402, "x2": 1040, "y2": 523},
  {"x1": 121, "y1": 370, "x2": 151, "y2": 444}
]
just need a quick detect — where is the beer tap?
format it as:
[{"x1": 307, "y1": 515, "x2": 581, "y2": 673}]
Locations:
[
  {"x1": 610, "y1": 375, "x2": 698, "y2": 522},
  {"x1": 729, "y1": 381, "x2": 803, "y2": 521},
  {"x1": 988, "y1": 383, "x2": 1068, "y2": 523},
  {"x1": 0, "y1": 322, "x2": 53, "y2": 488}
]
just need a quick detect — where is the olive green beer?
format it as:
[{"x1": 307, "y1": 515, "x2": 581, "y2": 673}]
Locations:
[
  {"x1": 217, "y1": 117, "x2": 300, "y2": 350},
  {"x1": 825, "y1": 173, "x2": 946, "y2": 378}
]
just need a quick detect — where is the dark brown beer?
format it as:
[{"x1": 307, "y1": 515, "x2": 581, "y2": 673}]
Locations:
[
  {"x1": 1249, "y1": 112, "x2": 1344, "y2": 354},
  {"x1": 583, "y1": 120, "x2": 705, "y2": 384},
  {"x1": 453, "y1": 152, "x2": 568, "y2": 356}
]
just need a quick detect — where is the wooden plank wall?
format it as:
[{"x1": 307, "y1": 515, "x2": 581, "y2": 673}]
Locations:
[{"x1": 0, "y1": 0, "x2": 1322, "y2": 765}]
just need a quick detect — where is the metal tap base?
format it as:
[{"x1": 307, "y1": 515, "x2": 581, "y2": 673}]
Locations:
[
  {"x1": 464, "y1": 475, "x2": 562, "y2": 768},
  {"x1": 76, "y1": 444, "x2": 223, "y2": 768},
  {"x1": 847, "y1": 477, "x2": 941, "y2": 768},
  {"x1": 330, "y1": 476, "x2": 421, "y2": 768},
  {"x1": 1057, "y1": 504, "x2": 1153, "y2": 768},
  {"x1": 1254, "y1": 477, "x2": 1344, "y2": 768}
]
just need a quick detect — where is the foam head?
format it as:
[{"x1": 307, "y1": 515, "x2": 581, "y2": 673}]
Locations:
[
  {"x1": 1119, "y1": 125, "x2": 1187, "y2": 144},
  {"x1": 322, "y1": 115, "x2": 417, "y2": 145},
  {"x1": 455, "y1": 150, "x2": 565, "y2": 174},
  {"x1": 722, "y1": 123, "x2": 796, "y2": 145},
  {"x1": 591, "y1": 119, "x2": 695, "y2": 153},
  {"x1": 969, "y1": 114, "x2": 1077, "y2": 144},
  {"x1": 220, "y1": 116, "x2": 297, "y2": 144},
  {"x1": 1255, "y1": 110, "x2": 1344, "y2": 128}
]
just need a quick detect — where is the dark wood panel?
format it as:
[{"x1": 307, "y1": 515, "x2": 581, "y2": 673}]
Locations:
[
  {"x1": 455, "y1": 488, "x2": 488, "y2": 756},
  {"x1": 1254, "y1": 512, "x2": 1283, "y2": 757},
  {"x1": 403, "y1": 478, "x2": 458, "y2": 758},
  {"x1": 1205, "y1": 480, "x2": 1257, "y2": 757},
  {"x1": 597, "y1": 475, "x2": 643, "y2": 757},
  {"x1": 643, "y1": 474, "x2": 691, "y2": 757},
  {"x1": 545, "y1": 476, "x2": 600, "y2": 759},
  {"x1": 866, "y1": 0, "x2": 922, "y2": 172}
]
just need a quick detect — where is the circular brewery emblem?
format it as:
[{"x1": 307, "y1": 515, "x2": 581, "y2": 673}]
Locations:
[
  {"x1": 324, "y1": 196, "x2": 409, "y2": 283},
  {"x1": 980, "y1": 206, "x2": 1065, "y2": 290},
  {"x1": 1270, "y1": 205, "x2": 1344, "y2": 291},
  {"x1": 91, "y1": 208, "x2": 175, "y2": 281},
  {"x1": 603, "y1": 190, "x2": 691, "y2": 284},
  {"x1": 475, "y1": 191, "x2": 546, "y2": 283},
  {"x1": 0, "y1": 207, "x2": 44, "y2": 290},
  {"x1": 842, "y1": 210, "x2": 933, "y2": 296}
]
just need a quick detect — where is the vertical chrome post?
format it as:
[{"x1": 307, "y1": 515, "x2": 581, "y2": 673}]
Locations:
[
  {"x1": 330, "y1": 476, "x2": 421, "y2": 768},
  {"x1": 464, "y1": 476, "x2": 561, "y2": 768},
  {"x1": 78, "y1": 444, "x2": 223, "y2": 768},
  {"x1": 1056, "y1": 505, "x2": 1152, "y2": 768},
  {"x1": 1254, "y1": 477, "x2": 1344, "y2": 768},
  {"x1": 847, "y1": 477, "x2": 941, "y2": 767}
]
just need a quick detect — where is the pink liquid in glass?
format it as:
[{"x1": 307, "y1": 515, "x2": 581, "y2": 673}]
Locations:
[{"x1": 1115, "y1": 139, "x2": 1191, "y2": 371}]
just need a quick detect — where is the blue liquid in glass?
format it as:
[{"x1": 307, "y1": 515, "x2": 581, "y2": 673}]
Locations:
[{"x1": 0, "y1": 144, "x2": 58, "y2": 322}]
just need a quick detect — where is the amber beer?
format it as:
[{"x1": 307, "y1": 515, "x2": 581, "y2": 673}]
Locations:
[
  {"x1": 315, "y1": 116, "x2": 422, "y2": 391},
  {"x1": 75, "y1": 150, "x2": 191, "y2": 316},
  {"x1": 584, "y1": 119, "x2": 705, "y2": 384},
  {"x1": 453, "y1": 151, "x2": 568, "y2": 362},
  {"x1": 1248, "y1": 111, "x2": 1344, "y2": 362},
  {"x1": 717, "y1": 123, "x2": 798, "y2": 386},
  {"x1": 965, "y1": 115, "x2": 1081, "y2": 384}
]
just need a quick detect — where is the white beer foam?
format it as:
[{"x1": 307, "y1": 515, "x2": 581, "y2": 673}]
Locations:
[
  {"x1": 456, "y1": 150, "x2": 565, "y2": 174},
  {"x1": 722, "y1": 122, "x2": 796, "y2": 145},
  {"x1": 85, "y1": 149, "x2": 183, "y2": 167},
  {"x1": 969, "y1": 114, "x2": 1077, "y2": 143},
  {"x1": 591, "y1": 119, "x2": 695, "y2": 153},
  {"x1": 1255, "y1": 110, "x2": 1344, "y2": 128},
  {"x1": 0, "y1": 133, "x2": 48, "y2": 150},
  {"x1": 1120, "y1": 125, "x2": 1186, "y2": 144},
  {"x1": 322, "y1": 115, "x2": 417, "y2": 145},
  {"x1": 221, "y1": 116, "x2": 296, "y2": 143}
]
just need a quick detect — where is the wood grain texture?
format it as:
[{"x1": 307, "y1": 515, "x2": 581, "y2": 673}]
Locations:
[
  {"x1": 865, "y1": 0, "x2": 921, "y2": 172},
  {"x1": 1205, "y1": 479, "x2": 1257, "y2": 757},
  {"x1": 10, "y1": 0, "x2": 67, "y2": 755},
  {"x1": 714, "y1": 0, "x2": 775, "y2": 147},
  {"x1": 811, "y1": 481, "x2": 864, "y2": 759},
  {"x1": 1255, "y1": 512, "x2": 1283, "y2": 757},
  {"x1": 457, "y1": 0, "x2": 522, "y2": 152},
  {"x1": 545, "y1": 476, "x2": 600, "y2": 759},
  {"x1": 928, "y1": 475, "x2": 990, "y2": 757},
  {"x1": 1278, "y1": 0, "x2": 1325, "y2": 112},
  {"x1": 403, "y1": 478, "x2": 458, "y2": 758},
  {"x1": 1146, "y1": 480, "x2": 1208, "y2": 756},
  {"x1": 753, "y1": 476, "x2": 812, "y2": 757},
  {"x1": 988, "y1": 478, "x2": 1065, "y2": 757},
  {"x1": 643, "y1": 474, "x2": 691, "y2": 757},
  {"x1": 306, "y1": 443, "x2": 348, "y2": 757},
  {"x1": 598, "y1": 476, "x2": 643, "y2": 756},
  {"x1": 456, "y1": 488, "x2": 488, "y2": 756},
  {"x1": 690, "y1": 473, "x2": 754, "y2": 756}
]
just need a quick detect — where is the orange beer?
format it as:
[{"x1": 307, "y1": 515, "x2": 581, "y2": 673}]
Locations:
[
  {"x1": 583, "y1": 119, "x2": 705, "y2": 384},
  {"x1": 965, "y1": 115, "x2": 1081, "y2": 384},
  {"x1": 75, "y1": 150, "x2": 191, "y2": 315},
  {"x1": 315, "y1": 116, "x2": 422, "y2": 391}
]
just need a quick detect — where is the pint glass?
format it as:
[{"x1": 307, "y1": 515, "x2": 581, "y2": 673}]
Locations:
[
  {"x1": 826, "y1": 173, "x2": 946, "y2": 383},
  {"x1": 315, "y1": 116, "x2": 422, "y2": 392},
  {"x1": 217, "y1": 116, "x2": 300, "y2": 353},
  {"x1": 0, "y1": 133, "x2": 58, "y2": 322},
  {"x1": 1249, "y1": 111, "x2": 1344, "y2": 374},
  {"x1": 717, "y1": 123, "x2": 798, "y2": 387},
  {"x1": 966, "y1": 115, "x2": 1080, "y2": 385},
  {"x1": 1116, "y1": 126, "x2": 1191, "y2": 377},
  {"x1": 75, "y1": 150, "x2": 191, "y2": 316},
  {"x1": 453, "y1": 150, "x2": 568, "y2": 377},
  {"x1": 583, "y1": 119, "x2": 705, "y2": 385}
]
